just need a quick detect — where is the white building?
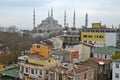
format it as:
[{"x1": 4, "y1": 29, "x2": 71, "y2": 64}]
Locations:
[
  {"x1": 65, "y1": 42, "x2": 92, "y2": 62},
  {"x1": 92, "y1": 46, "x2": 120, "y2": 60},
  {"x1": 112, "y1": 58, "x2": 120, "y2": 80},
  {"x1": 18, "y1": 55, "x2": 61, "y2": 80},
  {"x1": 50, "y1": 36, "x2": 63, "y2": 49},
  {"x1": 105, "y1": 33, "x2": 117, "y2": 47}
]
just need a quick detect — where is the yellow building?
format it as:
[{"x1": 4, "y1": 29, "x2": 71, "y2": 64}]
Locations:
[
  {"x1": 0, "y1": 65, "x2": 5, "y2": 69},
  {"x1": 81, "y1": 22, "x2": 117, "y2": 48},
  {"x1": 27, "y1": 77, "x2": 35, "y2": 80},
  {"x1": 92, "y1": 23, "x2": 101, "y2": 29},
  {"x1": 30, "y1": 43, "x2": 51, "y2": 58},
  {"x1": 18, "y1": 55, "x2": 61, "y2": 80},
  {"x1": 81, "y1": 32, "x2": 105, "y2": 42},
  {"x1": 28, "y1": 57, "x2": 60, "y2": 66}
]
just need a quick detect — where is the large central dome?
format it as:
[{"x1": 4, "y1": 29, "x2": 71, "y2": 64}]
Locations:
[{"x1": 37, "y1": 9, "x2": 62, "y2": 32}]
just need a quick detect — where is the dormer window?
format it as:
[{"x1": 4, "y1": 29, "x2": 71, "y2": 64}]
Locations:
[{"x1": 37, "y1": 45, "x2": 40, "y2": 48}]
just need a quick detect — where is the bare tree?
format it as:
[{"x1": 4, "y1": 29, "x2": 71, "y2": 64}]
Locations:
[
  {"x1": 0, "y1": 27, "x2": 5, "y2": 32},
  {"x1": 7, "y1": 25, "x2": 17, "y2": 33}
]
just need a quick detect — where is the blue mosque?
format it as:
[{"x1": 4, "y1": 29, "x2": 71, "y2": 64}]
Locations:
[{"x1": 35, "y1": 8, "x2": 63, "y2": 33}]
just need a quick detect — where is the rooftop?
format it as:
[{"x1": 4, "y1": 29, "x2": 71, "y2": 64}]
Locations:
[
  {"x1": 28, "y1": 55, "x2": 60, "y2": 66},
  {"x1": 50, "y1": 63, "x2": 93, "y2": 74},
  {"x1": 66, "y1": 42, "x2": 93, "y2": 47},
  {"x1": 0, "y1": 68, "x2": 19, "y2": 78},
  {"x1": 60, "y1": 34, "x2": 80, "y2": 37},
  {"x1": 92, "y1": 46, "x2": 120, "y2": 54},
  {"x1": 113, "y1": 58, "x2": 120, "y2": 63},
  {"x1": 82, "y1": 27, "x2": 116, "y2": 30},
  {"x1": 89, "y1": 58, "x2": 111, "y2": 64}
]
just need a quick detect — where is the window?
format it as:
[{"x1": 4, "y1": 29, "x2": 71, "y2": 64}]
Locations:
[
  {"x1": 94, "y1": 35, "x2": 97, "y2": 38},
  {"x1": 39, "y1": 70, "x2": 42, "y2": 75},
  {"x1": 83, "y1": 35, "x2": 87, "y2": 38},
  {"x1": 115, "y1": 73, "x2": 119, "y2": 78},
  {"x1": 67, "y1": 77, "x2": 72, "y2": 80},
  {"x1": 105, "y1": 55, "x2": 107, "y2": 59},
  {"x1": 36, "y1": 69, "x2": 37, "y2": 74},
  {"x1": 59, "y1": 75, "x2": 62, "y2": 80},
  {"x1": 72, "y1": 54, "x2": 76, "y2": 58},
  {"x1": 77, "y1": 76, "x2": 80, "y2": 80},
  {"x1": 101, "y1": 36, "x2": 104, "y2": 38},
  {"x1": 84, "y1": 73, "x2": 87, "y2": 79},
  {"x1": 21, "y1": 66, "x2": 24, "y2": 72},
  {"x1": 31, "y1": 68, "x2": 34, "y2": 74},
  {"x1": 90, "y1": 72, "x2": 93, "y2": 78},
  {"x1": 89, "y1": 41, "x2": 92, "y2": 44},
  {"x1": 99, "y1": 36, "x2": 101, "y2": 38},
  {"x1": 97, "y1": 54, "x2": 99, "y2": 58},
  {"x1": 101, "y1": 54, "x2": 102, "y2": 58},
  {"x1": 26, "y1": 68, "x2": 28, "y2": 73},
  {"x1": 84, "y1": 41, "x2": 87, "y2": 43},
  {"x1": 116, "y1": 64, "x2": 119, "y2": 68},
  {"x1": 37, "y1": 45, "x2": 40, "y2": 48},
  {"x1": 88, "y1": 35, "x2": 92, "y2": 38},
  {"x1": 66, "y1": 76, "x2": 73, "y2": 80}
]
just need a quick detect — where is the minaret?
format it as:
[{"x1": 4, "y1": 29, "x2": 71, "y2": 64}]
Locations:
[
  {"x1": 64, "y1": 10, "x2": 66, "y2": 27},
  {"x1": 85, "y1": 12, "x2": 88, "y2": 28},
  {"x1": 33, "y1": 8, "x2": 35, "y2": 30},
  {"x1": 51, "y1": 7, "x2": 53, "y2": 18},
  {"x1": 48, "y1": 10, "x2": 50, "y2": 17},
  {"x1": 73, "y1": 10, "x2": 75, "y2": 27}
]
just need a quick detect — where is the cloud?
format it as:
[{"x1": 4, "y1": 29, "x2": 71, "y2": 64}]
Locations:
[
  {"x1": 0, "y1": 0, "x2": 50, "y2": 7},
  {"x1": 0, "y1": 0, "x2": 120, "y2": 29}
]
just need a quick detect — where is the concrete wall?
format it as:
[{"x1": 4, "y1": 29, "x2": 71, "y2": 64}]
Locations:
[
  {"x1": 65, "y1": 44, "x2": 91, "y2": 62},
  {"x1": 105, "y1": 33, "x2": 117, "y2": 47},
  {"x1": 93, "y1": 53, "x2": 112, "y2": 60},
  {"x1": 51, "y1": 37, "x2": 63, "y2": 49},
  {"x1": 112, "y1": 62, "x2": 120, "y2": 80}
]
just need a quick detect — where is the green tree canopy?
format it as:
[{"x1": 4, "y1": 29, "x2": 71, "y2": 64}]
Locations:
[{"x1": 112, "y1": 53, "x2": 120, "y2": 60}]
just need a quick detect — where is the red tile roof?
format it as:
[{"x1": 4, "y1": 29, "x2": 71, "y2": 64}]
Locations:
[
  {"x1": 89, "y1": 58, "x2": 111, "y2": 64},
  {"x1": 74, "y1": 65, "x2": 88, "y2": 73},
  {"x1": 56, "y1": 64, "x2": 92, "y2": 73}
]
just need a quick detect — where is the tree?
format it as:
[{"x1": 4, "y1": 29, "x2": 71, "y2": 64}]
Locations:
[
  {"x1": 0, "y1": 52, "x2": 17, "y2": 65},
  {"x1": 0, "y1": 27, "x2": 5, "y2": 32},
  {"x1": 6, "y1": 25, "x2": 17, "y2": 33},
  {"x1": 0, "y1": 32, "x2": 32, "y2": 55},
  {"x1": 112, "y1": 53, "x2": 120, "y2": 60}
]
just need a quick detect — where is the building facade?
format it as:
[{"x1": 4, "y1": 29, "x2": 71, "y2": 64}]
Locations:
[
  {"x1": 30, "y1": 43, "x2": 52, "y2": 58},
  {"x1": 112, "y1": 59, "x2": 120, "y2": 80},
  {"x1": 65, "y1": 42, "x2": 92, "y2": 62},
  {"x1": 36, "y1": 9, "x2": 62, "y2": 33},
  {"x1": 19, "y1": 55, "x2": 61, "y2": 80},
  {"x1": 81, "y1": 58, "x2": 111, "y2": 80},
  {"x1": 47, "y1": 63, "x2": 94, "y2": 80},
  {"x1": 19, "y1": 43, "x2": 61, "y2": 80},
  {"x1": 92, "y1": 46, "x2": 120, "y2": 60},
  {"x1": 81, "y1": 23, "x2": 120, "y2": 48},
  {"x1": 60, "y1": 29, "x2": 80, "y2": 47}
]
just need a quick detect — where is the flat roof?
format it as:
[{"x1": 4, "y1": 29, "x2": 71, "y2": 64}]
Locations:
[
  {"x1": 92, "y1": 46, "x2": 120, "y2": 54},
  {"x1": 60, "y1": 34, "x2": 80, "y2": 37},
  {"x1": 0, "y1": 68, "x2": 19, "y2": 78},
  {"x1": 113, "y1": 58, "x2": 120, "y2": 63}
]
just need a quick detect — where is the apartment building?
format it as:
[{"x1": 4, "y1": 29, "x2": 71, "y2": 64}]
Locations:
[
  {"x1": 47, "y1": 63, "x2": 94, "y2": 80},
  {"x1": 112, "y1": 58, "x2": 120, "y2": 80},
  {"x1": 81, "y1": 23, "x2": 120, "y2": 48}
]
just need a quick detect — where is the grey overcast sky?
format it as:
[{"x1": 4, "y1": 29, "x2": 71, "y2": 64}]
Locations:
[{"x1": 0, "y1": 0, "x2": 120, "y2": 30}]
